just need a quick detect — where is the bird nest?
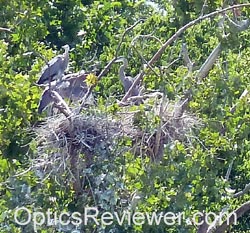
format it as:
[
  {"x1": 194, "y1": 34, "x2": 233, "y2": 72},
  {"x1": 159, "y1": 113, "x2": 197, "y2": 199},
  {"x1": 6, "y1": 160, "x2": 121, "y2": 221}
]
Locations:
[{"x1": 32, "y1": 96, "x2": 201, "y2": 192}]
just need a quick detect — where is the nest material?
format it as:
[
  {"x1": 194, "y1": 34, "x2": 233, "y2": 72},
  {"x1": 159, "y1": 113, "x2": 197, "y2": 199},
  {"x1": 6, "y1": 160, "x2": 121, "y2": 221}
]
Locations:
[{"x1": 33, "y1": 96, "x2": 201, "y2": 187}]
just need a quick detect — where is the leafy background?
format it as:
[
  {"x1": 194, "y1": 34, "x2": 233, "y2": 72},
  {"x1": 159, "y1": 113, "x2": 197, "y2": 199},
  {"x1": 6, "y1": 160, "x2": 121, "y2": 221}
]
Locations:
[{"x1": 0, "y1": 0, "x2": 250, "y2": 232}]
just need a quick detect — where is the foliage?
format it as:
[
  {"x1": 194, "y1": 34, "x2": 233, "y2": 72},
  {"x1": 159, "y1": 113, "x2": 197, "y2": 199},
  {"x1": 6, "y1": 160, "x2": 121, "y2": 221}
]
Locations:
[{"x1": 0, "y1": 0, "x2": 250, "y2": 232}]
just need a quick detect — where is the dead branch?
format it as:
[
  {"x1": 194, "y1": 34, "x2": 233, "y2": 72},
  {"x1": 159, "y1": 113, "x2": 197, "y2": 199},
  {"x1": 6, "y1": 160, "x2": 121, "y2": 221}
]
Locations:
[
  {"x1": 214, "y1": 201, "x2": 250, "y2": 233},
  {"x1": 115, "y1": 19, "x2": 144, "y2": 58},
  {"x1": 181, "y1": 43, "x2": 193, "y2": 71},
  {"x1": 0, "y1": 27, "x2": 12, "y2": 32},
  {"x1": 132, "y1": 45, "x2": 160, "y2": 78},
  {"x1": 131, "y1": 34, "x2": 163, "y2": 47},
  {"x1": 225, "y1": 160, "x2": 234, "y2": 180},
  {"x1": 121, "y1": 3, "x2": 250, "y2": 103},
  {"x1": 230, "y1": 88, "x2": 249, "y2": 114},
  {"x1": 197, "y1": 43, "x2": 221, "y2": 79},
  {"x1": 233, "y1": 183, "x2": 250, "y2": 198},
  {"x1": 51, "y1": 90, "x2": 72, "y2": 118},
  {"x1": 153, "y1": 94, "x2": 165, "y2": 159}
]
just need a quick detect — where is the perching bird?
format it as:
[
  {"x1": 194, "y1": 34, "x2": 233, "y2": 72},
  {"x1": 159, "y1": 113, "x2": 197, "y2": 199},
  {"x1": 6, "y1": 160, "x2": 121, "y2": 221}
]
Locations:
[
  {"x1": 37, "y1": 44, "x2": 70, "y2": 85},
  {"x1": 38, "y1": 89, "x2": 52, "y2": 114},
  {"x1": 37, "y1": 72, "x2": 94, "y2": 114},
  {"x1": 115, "y1": 57, "x2": 140, "y2": 97}
]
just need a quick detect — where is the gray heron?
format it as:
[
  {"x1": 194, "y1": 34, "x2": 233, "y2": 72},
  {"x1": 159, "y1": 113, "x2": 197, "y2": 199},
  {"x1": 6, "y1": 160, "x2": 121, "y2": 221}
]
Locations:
[
  {"x1": 37, "y1": 44, "x2": 70, "y2": 85},
  {"x1": 38, "y1": 89, "x2": 53, "y2": 114},
  {"x1": 115, "y1": 57, "x2": 140, "y2": 97},
  {"x1": 37, "y1": 72, "x2": 93, "y2": 114}
]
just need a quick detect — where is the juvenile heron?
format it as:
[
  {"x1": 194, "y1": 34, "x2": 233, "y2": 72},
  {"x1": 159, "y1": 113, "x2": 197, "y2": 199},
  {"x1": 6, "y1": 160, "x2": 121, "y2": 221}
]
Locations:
[
  {"x1": 115, "y1": 57, "x2": 140, "y2": 97},
  {"x1": 37, "y1": 44, "x2": 70, "y2": 85},
  {"x1": 37, "y1": 72, "x2": 93, "y2": 114}
]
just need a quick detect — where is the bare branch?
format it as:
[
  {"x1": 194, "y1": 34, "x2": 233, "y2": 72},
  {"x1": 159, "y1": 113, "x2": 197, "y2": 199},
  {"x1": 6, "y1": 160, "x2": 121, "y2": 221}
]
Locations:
[
  {"x1": 51, "y1": 90, "x2": 72, "y2": 118},
  {"x1": 225, "y1": 160, "x2": 234, "y2": 180},
  {"x1": 154, "y1": 94, "x2": 165, "y2": 159},
  {"x1": 76, "y1": 58, "x2": 117, "y2": 114},
  {"x1": 226, "y1": 15, "x2": 250, "y2": 32},
  {"x1": 181, "y1": 43, "x2": 193, "y2": 71},
  {"x1": 197, "y1": 43, "x2": 221, "y2": 79},
  {"x1": 132, "y1": 45, "x2": 160, "y2": 78},
  {"x1": 214, "y1": 201, "x2": 250, "y2": 233},
  {"x1": 233, "y1": 183, "x2": 250, "y2": 198},
  {"x1": 0, "y1": 27, "x2": 12, "y2": 32},
  {"x1": 115, "y1": 19, "x2": 144, "y2": 58},
  {"x1": 121, "y1": 3, "x2": 250, "y2": 103},
  {"x1": 131, "y1": 34, "x2": 163, "y2": 47},
  {"x1": 200, "y1": 0, "x2": 208, "y2": 17},
  {"x1": 230, "y1": 88, "x2": 249, "y2": 114}
]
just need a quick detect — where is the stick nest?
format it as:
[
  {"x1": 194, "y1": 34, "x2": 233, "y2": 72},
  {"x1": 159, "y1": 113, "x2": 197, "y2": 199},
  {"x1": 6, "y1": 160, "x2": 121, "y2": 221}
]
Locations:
[{"x1": 32, "y1": 96, "x2": 202, "y2": 186}]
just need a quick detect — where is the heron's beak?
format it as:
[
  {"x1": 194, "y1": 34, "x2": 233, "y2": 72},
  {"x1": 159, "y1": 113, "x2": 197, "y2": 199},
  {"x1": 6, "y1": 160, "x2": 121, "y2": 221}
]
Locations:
[{"x1": 62, "y1": 44, "x2": 70, "y2": 51}]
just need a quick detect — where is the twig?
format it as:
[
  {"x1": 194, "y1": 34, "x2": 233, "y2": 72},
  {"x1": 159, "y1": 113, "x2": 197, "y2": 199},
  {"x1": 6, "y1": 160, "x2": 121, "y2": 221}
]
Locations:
[
  {"x1": 225, "y1": 160, "x2": 234, "y2": 180},
  {"x1": 132, "y1": 45, "x2": 160, "y2": 77},
  {"x1": 0, "y1": 27, "x2": 12, "y2": 32},
  {"x1": 200, "y1": 0, "x2": 208, "y2": 17},
  {"x1": 233, "y1": 183, "x2": 250, "y2": 198},
  {"x1": 181, "y1": 43, "x2": 193, "y2": 72},
  {"x1": 131, "y1": 34, "x2": 163, "y2": 47},
  {"x1": 230, "y1": 88, "x2": 248, "y2": 114},
  {"x1": 154, "y1": 94, "x2": 165, "y2": 159},
  {"x1": 160, "y1": 57, "x2": 181, "y2": 71},
  {"x1": 115, "y1": 19, "x2": 144, "y2": 58},
  {"x1": 121, "y1": 3, "x2": 250, "y2": 103},
  {"x1": 118, "y1": 92, "x2": 163, "y2": 106},
  {"x1": 207, "y1": 206, "x2": 230, "y2": 233}
]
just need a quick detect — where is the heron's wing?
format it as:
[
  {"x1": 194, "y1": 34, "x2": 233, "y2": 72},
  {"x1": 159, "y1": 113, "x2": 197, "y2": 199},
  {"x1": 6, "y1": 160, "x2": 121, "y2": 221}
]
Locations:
[
  {"x1": 69, "y1": 74, "x2": 88, "y2": 100},
  {"x1": 37, "y1": 55, "x2": 64, "y2": 84},
  {"x1": 56, "y1": 74, "x2": 88, "y2": 101},
  {"x1": 38, "y1": 89, "x2": 53, "y2": 113}
]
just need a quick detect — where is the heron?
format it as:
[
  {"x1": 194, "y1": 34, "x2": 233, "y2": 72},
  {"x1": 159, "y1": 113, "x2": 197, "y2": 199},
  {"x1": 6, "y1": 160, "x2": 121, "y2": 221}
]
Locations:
[
  {"x1": 115, "y1": 57, "x2": 140, "y2": 97},
  {"x1": 37, "y1": 44, "x2": 70, "y2": 85},
  {"x1": 37, "y1": 72, "x2": 94, "y2": 114}
]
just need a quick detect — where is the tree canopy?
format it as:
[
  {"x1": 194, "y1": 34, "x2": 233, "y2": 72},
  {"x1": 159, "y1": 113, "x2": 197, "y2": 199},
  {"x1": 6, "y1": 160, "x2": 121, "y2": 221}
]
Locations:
[{"x1": 0, "y1": 0, "x2": 250, "y2": 232}]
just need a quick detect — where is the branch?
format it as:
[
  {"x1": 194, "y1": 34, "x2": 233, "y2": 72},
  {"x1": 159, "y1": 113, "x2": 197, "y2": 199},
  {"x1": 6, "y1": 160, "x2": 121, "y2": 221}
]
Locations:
[
  {"x1": 200, "y1": 0, "x2": 208, "y2": 17},
  {"x1": 214, "y1": 201, "x2": 250, "y2": 233},
  {"x1": 131, "y1": 34, "x2": 163, "y2": 47},
  {"x1": 225, "y1": 160, "x2": 234, "y2": 180},
  {"x1": 0, "y1": 27, "x2": 12, "y2": 32},
  {"x1": 230, "y1": 88, "x2": 249, "y2": 114},
  {"x1": 51, "y1": 90, "x2": 72, "y2": 118},
  {"x1": 153, "y1": 94, "x2": 165, "y2": 159},
  {"x1": 196, "y1": 43, "x2": 221, "y2": 79},
  {"x1": 226, "y1": 15, "x2": 250, "y2": 32},
  {"x1": 121, "y1": 3, "x2": 250, "y2": 103},
  {"x1": 233, "y1": 183, "x2": 250, "y2": 198},
  {"x1": 115, "y1": 19, "x2": 144, "y2": 58},
  {"x1": 181, "y1": 42, "x2": 193, "y2": 71}
]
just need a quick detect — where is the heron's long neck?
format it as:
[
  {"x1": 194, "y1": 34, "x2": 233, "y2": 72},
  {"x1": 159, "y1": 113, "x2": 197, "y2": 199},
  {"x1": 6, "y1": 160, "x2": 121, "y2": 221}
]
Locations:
[
  {"x1": 119, "y1": 65, "x2": 126, "y2": 82},
  {"x1": 64, "y1": 50, "x2": 69, "y2": 61}
]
